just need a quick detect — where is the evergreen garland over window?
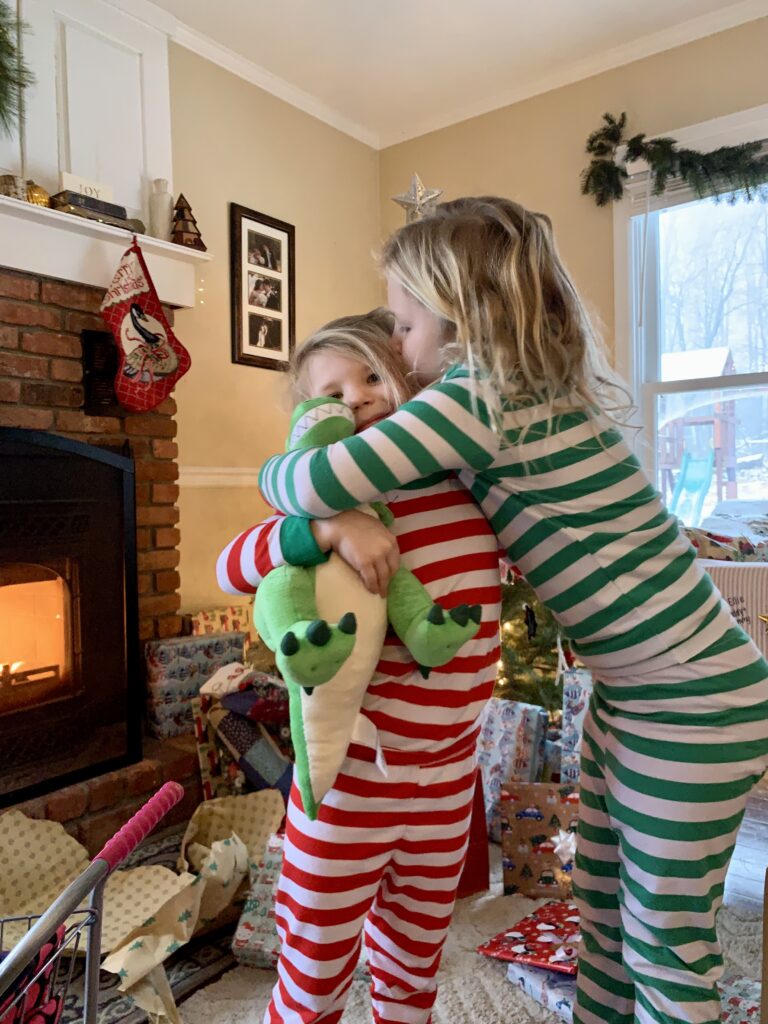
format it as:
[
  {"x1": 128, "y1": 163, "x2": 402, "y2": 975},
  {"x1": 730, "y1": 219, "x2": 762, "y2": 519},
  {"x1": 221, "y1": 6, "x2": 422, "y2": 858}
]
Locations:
[{"x1": 581, "y1": 112, "x2": 768, "y2": 207}]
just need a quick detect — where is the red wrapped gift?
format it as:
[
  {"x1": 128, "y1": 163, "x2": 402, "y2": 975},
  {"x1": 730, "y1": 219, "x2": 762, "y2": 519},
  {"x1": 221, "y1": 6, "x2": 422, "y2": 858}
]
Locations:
[{"x1": 477, "y1": 900, "x2": 581, "y2": 975}]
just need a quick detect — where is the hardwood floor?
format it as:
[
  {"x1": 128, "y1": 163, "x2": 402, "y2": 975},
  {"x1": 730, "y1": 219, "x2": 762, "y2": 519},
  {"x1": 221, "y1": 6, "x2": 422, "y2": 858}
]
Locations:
[{"x1": 724, "y1": 772, "x2": 768, "y2": 914}]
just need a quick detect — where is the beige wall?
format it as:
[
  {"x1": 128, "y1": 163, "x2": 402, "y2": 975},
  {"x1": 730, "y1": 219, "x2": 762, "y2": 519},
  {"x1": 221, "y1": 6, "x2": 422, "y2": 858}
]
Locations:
[
  {"x1": 380, "y1": 18, "x2": 768, "y2": 352},
  {"x1": 169, "y1": 45, "x2": 382, "y2": 611}
]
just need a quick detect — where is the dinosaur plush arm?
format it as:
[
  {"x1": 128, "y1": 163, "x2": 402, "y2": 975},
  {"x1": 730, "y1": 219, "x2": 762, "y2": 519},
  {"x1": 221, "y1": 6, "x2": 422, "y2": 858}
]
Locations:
[{"x1": 370, "y1": 501, "x2": 395, "y2": 528}]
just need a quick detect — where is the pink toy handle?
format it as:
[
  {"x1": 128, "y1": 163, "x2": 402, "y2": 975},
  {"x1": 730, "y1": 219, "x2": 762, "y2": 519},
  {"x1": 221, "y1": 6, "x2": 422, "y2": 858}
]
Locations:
[{"x1": 93, "y1": 780, "x2": 185, "y2": 873}]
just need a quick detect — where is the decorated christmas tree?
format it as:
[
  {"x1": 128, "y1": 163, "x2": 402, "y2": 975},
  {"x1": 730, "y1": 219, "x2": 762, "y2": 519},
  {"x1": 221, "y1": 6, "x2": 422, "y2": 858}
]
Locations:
[
  {"x1": 495, "y1": 567, "x2": 561, "y2": 711},
  {"x1": 171, "y1": 193, "x2": 207, "y2": 251}
]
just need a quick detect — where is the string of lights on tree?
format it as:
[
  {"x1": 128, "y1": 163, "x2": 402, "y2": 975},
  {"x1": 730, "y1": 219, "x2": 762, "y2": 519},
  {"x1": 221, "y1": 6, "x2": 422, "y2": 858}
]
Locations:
[{"x1": 495, "y1": 565, "x2": 562, "y2": 713}]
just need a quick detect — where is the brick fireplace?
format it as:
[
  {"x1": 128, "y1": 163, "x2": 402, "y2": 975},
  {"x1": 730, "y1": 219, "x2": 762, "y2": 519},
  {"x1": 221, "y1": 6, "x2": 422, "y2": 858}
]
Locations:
[
  {"x1": 0, "y1": 266, "x2": 201, "y2": 849},
  {"x1": 0, "y1": 270, "x2": 182, "y2": 639}
]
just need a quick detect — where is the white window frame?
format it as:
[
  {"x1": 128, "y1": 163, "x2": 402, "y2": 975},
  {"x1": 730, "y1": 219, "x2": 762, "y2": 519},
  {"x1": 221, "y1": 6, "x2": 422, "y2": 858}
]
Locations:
[{"x1": 612, "y1": 103, "x2": 768, "y2": 480}]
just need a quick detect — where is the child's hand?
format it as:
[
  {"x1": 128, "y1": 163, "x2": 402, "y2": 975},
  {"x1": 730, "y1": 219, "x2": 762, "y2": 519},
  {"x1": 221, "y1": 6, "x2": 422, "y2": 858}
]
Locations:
[{"x1": 311, "y1": 510, "x2": 399, "y2": 597}]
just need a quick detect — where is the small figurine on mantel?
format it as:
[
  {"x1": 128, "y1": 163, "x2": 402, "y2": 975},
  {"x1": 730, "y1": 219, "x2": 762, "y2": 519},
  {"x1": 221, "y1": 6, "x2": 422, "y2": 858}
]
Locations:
[{"x1": 171, "y1": 193, "x2": 207, "y2": 251}]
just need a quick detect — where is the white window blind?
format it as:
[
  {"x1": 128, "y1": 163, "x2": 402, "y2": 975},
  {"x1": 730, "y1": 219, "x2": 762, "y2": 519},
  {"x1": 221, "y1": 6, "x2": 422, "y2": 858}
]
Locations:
[{"x1": 624, "y1": 139, "x2": 768, "y2": 214}]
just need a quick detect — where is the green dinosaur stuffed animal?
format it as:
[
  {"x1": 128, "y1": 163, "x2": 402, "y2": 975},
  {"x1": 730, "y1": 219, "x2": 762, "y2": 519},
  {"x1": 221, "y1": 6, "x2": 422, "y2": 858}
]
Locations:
[{"x1": 253, "y1": 397, "x2": 482, "y2": 819}]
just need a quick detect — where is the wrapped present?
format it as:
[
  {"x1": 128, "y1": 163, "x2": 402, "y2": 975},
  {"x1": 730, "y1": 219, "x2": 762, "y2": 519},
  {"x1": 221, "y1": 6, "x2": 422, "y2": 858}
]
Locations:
[
  {"x1": 233, "y1": 834, "x2": 368, "y2": 979},
  {"x1": 478, "y1": 900, "x2": 580, "y2": 973},
  {"x1": 145, "y1": 632, "x2": 246, "y2": 737},
  {"x1": 147, "y1": 698, "x2": 198, "y2": 739},
  {"x1": 506, "y1": 962, "x2": 577, "y2": 1022},
  {"x1": 718, "y1": 974, "x2": 761, "y2": 1024},
  {"x1": 682, "y1": 526, "x2": 768, "y2": 563},
  {"x1": 232, "y1": 833, "x2": 284, "y2": 968},
  {"x1": 500, "y1": 783, "x2": 579, "y2": 898},
  {"x1": 560, "y1": 668, "x2": 593, "y2": 786},
  {"x1": 193, "y1": 667, "x2": 293, "y2": 801},
  {"x1": 503, "y1": 963, "x2": 758, "y2": 1024},
  {"x1": 700, "y1": 560, "x2": 768, "y2": 660},
  {"x1": 478, "y1": 697, "x2": 549, "y2": 841},
  {"x1": 541, "y1": 738, "x2": 562, "y2": 783},
  {"x1": 183, "y1": 605, "x2": 279, "y2": 674},
  {"x1": 184, "y1": 603, "x2": 255, "y2": 640}
]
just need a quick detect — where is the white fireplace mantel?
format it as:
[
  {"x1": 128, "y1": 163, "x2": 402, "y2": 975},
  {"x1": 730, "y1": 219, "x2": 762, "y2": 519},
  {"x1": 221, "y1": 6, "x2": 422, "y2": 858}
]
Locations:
[{"x1": 0, "y1": 195, "x2": 210, "y2": 309}]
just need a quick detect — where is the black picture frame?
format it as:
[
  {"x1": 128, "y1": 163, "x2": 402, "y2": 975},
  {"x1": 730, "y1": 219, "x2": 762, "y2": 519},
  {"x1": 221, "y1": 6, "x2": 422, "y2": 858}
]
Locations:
[{"x1": 230, "y1": 203, "x2": 295, "y2": 370}]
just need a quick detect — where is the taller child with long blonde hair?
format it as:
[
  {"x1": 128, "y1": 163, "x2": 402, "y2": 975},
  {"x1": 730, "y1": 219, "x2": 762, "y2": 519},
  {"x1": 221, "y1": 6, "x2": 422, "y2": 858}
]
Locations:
[
  {"x1": 258, "y1": 198, "x2": 768, "y2": 1024},
  {"x1": 218, "y1": 308, "x2": 502, "y2": 1024}
]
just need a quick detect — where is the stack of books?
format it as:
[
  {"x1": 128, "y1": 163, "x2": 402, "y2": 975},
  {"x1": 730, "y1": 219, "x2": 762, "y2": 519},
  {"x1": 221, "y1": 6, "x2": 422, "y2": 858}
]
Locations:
[{"x1": 50, "y1": 190, "x2": 145, "y2": 233}]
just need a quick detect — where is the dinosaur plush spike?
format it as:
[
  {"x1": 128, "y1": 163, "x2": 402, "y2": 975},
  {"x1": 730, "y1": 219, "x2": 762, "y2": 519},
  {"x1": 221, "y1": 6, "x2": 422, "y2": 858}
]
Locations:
[
  {"x1": 338, "y1": 612, "x2": 357, "y2": 635},
  {"x1": 450, "y1": 606, "x2": 470, "y2": 627},
  {"x1": 254, "y1": 397, "x2": 483, "y2": 821},
  {"x1": 306, "y1": 619, "x2": 331, "y2": 646},
  {"x1": 281, "y1": 632, "x2": 299, "y2": 656},
  {"x1": 427, "y1": 604, "x2": 445, "y2": 625}
]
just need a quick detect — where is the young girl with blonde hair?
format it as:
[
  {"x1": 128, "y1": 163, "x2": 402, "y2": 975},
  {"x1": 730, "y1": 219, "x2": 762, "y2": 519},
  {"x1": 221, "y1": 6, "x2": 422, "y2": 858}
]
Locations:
[
  {"x1": 258, "y1": 198, "x2": 768, "y2": 1024},
  {"x1": 218, "y1": 308, "x2": 501, "y2": 1024}
]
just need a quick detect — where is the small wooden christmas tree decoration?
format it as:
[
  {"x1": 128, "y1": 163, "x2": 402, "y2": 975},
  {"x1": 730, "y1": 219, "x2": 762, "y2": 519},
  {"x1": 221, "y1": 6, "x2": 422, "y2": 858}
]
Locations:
[{"x1": 171, "y1": 193, "x2": 207, "y2": 251}]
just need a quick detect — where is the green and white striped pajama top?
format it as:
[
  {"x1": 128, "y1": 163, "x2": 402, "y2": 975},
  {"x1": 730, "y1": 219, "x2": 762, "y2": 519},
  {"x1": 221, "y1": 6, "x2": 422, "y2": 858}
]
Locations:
[{"x1": 259, "y1": 365, "x2": 768, "y2": 1024}]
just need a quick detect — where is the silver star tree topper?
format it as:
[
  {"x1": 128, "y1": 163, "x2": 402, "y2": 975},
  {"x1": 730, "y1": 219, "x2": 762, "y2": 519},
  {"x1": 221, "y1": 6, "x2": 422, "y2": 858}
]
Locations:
[{"x1": 392, "y1": 172, "x2": 443, "y2": 223}]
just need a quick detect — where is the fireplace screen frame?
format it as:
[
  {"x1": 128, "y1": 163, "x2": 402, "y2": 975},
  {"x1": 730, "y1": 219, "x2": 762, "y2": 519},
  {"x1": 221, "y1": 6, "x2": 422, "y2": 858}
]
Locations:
[{"x1": 0, "y1": 428, "x2": 141, "y2": 806}]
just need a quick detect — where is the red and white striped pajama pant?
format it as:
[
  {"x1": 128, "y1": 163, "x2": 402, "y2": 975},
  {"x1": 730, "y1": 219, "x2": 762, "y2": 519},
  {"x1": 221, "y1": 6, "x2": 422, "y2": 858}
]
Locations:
[{"x1": 263, "y1": 738, "x2": 479, "y2": 1024}]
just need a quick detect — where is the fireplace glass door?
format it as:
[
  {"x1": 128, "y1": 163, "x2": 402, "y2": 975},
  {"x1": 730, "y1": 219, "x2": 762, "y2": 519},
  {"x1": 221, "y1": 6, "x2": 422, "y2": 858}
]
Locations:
[{"x1": 0, "y1": 429, "x2": 140, "y2": 804}]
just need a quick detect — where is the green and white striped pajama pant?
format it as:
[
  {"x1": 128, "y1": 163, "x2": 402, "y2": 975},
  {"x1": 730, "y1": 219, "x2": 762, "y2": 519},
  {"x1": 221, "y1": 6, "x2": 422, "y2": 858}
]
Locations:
[{"x1": 573, "y1": 624, "x2": 768, "y2": 1024}]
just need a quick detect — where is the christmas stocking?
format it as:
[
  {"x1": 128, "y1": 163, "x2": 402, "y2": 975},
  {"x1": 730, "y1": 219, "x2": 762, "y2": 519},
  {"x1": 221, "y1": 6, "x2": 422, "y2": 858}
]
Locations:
[{"x1": 100, "y1": 238, "x2": 191, "y2": 412}]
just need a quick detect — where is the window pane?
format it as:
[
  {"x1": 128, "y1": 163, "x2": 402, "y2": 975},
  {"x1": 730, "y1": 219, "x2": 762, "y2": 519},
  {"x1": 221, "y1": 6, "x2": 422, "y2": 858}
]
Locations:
[
  {"x1": 656, "y1": 384, "x2": 768, "y2": 527},
  {"x1": 658, "y1": 196, "x2": 768, "y2": 381}
]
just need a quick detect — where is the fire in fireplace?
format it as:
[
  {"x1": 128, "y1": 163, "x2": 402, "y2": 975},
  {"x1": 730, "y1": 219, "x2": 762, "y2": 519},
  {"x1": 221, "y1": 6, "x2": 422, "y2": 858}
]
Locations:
[
  {"x1": 0, "y1": 428, "x2": 141, "y2": 805},
  {"x1": 0, "y1": 561, "x2": 77, "y2": 715}
]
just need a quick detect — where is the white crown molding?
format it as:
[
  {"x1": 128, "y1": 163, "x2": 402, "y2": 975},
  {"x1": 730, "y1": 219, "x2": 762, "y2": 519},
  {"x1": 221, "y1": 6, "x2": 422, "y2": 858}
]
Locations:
[
  {"x1": 377, "y1": 0, "x2": 768, "y2": 148},
  {"x1": 179, "y1": 466, "x2": 262, "y2": 488},
  {"x1": 102, "y1": 0, "x2": 765, "y2": 152},
  {"x1": 102, "y1": 0, "x2": 178, "y2": 36},
  {"x1": 171, "y1": 24, "x2": 380, "y2": 150},
  {"x1": 663, "y1": 102, "x2": 768, "y2": 147}
]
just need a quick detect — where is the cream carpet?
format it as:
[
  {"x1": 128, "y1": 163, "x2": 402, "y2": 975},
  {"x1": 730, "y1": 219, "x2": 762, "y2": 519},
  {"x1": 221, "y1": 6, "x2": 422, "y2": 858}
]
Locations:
[{"x1": 180, "y1": 848, "x2": 762, "y2": 1024}]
